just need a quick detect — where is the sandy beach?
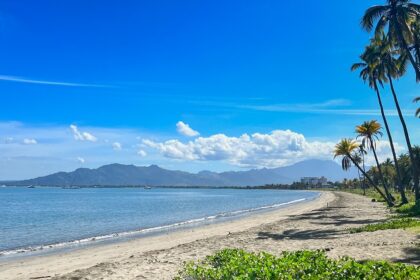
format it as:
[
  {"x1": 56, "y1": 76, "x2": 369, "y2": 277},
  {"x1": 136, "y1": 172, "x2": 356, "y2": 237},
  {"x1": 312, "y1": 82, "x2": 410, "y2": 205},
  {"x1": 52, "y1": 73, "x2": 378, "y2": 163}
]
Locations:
[{"x1": 0, "y1": 191, "x2": 418, "y2": 280}]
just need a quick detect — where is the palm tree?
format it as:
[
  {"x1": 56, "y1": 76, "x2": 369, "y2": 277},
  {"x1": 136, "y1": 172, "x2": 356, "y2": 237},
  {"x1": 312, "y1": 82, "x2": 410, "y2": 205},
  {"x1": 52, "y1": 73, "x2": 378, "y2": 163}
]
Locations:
[
  {"x1": 415, "y1": 97, "x2": 420, "y2": 117},
  {"x1": 351, "y1": 49, "x2": 400, "y2": 202},
  {"x1": 361, "y1": 0, "x2": 420, "y2": 80},
  {"x1": 366, "y1": 34, "x2": 411, "y2": 204},
  {"x1": 334, "y1": 139, "x2": 391, "y2": 205},
  {"x1": 356, "y1": 120, "x2": 394, "y2": 203},
  {"x1": 386, "y1": 58, "x2": 419, "y2": 203}
]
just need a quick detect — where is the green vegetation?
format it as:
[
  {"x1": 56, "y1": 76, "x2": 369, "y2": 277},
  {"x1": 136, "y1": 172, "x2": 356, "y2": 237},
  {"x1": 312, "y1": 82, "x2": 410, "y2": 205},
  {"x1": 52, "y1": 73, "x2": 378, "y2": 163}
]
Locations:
[
  {"x1": 349, "y1": 218, "x2": 420, "y2": 233},
  {"x1": 333, "y1": 139, "x2": 390, "y2": 205},
  {"x1": 336, "y1": 187, "x2": 420, "y2": 219},
  {"x1": 335, "y1": 0, "x2": 420, "y2": 206},
  {"x1": 339, "y1": 188, "x2": 416, "y2": 208},
  {"x1": 175, "y1": 249, "x2": 420, "y2": 280},
  {"x1": 338, "y1": 186, "x2": 420, "y2": 233},
  {"x1": 395, "y1": 202, "x2": 420, "y2": 217}
]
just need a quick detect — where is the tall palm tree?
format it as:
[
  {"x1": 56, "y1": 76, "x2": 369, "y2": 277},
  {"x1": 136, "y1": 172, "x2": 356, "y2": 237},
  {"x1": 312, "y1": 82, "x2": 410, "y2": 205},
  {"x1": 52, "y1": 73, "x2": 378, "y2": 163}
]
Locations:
[
  {"x1": 386, "y1": 59, "x2": 419, "y2": 203},
  {"x1": 367, "y1": 34, "x2": 411, "y2": 203},
  {"x1": 356, "y1": 120, "x2": 394, "y2": 203},
  {"x1": 415, "y1": 97, "x2": 420, "y2": 117},
  {"x1": 351, "y1": 50, "x2": 399, "y2": 202},
  {"x1": 334, "y1": 139, "x2": 391, "y2": 205},
  {"x1": 361, "y1": 0, "x2": 420, "y2": 80}
]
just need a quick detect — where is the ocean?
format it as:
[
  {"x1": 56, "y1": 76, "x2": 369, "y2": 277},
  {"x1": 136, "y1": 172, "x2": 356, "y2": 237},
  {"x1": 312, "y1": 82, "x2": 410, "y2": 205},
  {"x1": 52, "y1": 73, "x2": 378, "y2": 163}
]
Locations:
[{"x1": 0, "y1": 187, "x2": 318, "y2": 257}]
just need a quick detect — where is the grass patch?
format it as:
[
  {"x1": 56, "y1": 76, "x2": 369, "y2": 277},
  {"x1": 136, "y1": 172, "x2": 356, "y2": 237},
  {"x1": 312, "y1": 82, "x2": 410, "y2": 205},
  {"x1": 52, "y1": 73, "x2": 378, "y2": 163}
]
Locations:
[
  {"x1": 349, "y1": 218, "x2": 420, "y2": 233},
  {"x1": 395, "y1": 202, "x2": 420, "y2": 217},
  {"x1": 407, "y1": 226, "x2": 420, "y2": 234},
  {"x1": 334, "y1": 188, "x2": 418, "y2": 206},
  {"x1": 175, "y1": 249, "x2": 420, "y2": 280}
]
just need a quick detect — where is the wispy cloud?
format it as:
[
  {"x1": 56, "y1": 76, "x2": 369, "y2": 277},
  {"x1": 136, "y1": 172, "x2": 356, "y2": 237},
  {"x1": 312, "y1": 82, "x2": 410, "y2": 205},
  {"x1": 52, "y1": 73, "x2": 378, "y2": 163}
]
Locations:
[
  {"x1": 70, "y1": 125, "x2": 98, "y2": 142},
  {"x1": 112, "y1": 142, "x2": 122, "y2": 151},
  {"x1": 194, "y1": 98, "x2": 414, "y2": 117},
  {"x1": 239, "y1": 105, "x2": 414, "y2": 117},
  {"x1": 0, "y1": 75, "x2": 112, "y2": 88},
  {"x1": 23, "y1": 138, "x2": 37, "y2": 145}
]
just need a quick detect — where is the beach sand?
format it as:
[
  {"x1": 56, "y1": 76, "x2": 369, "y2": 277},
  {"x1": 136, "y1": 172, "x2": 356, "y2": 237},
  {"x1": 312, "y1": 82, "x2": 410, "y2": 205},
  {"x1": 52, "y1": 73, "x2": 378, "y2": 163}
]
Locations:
[{"x1": 1, "y1": 191, "x2": 418, "y2": 280}]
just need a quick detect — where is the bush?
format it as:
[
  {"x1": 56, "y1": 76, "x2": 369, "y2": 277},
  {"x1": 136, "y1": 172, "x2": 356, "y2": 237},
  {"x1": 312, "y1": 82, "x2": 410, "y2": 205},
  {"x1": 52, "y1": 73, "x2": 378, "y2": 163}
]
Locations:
[
  {"x1": 349, "y1": 218, "x2": 420, "y2": 233},
  {"x1": 175, "y1": 249, "x2": 420, "y2": 280},
  {"x1": 395, "y1": 202, "x2": 420, "y2": 217}
]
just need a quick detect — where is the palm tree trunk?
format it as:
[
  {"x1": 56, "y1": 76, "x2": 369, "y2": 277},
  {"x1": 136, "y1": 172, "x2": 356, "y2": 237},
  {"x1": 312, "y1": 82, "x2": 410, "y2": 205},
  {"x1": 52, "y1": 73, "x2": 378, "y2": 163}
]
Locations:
[
  {"x1": 362, "y1": 153, "x2": 367, "y2": 195},
  {"x1": 373, "y1": 82, "x2": 396, "y2": 202},
  {"x1": 415, "y1": 44, "x2": 420, "y2": 67},
  {"x1": 349, "y1": 154, "x2": 391, "y2": 206},
  {"x1": 370, "y1": 137, "x2": 394, "y2": 204},
  {"x1": 357, "y1": 168, "x2": 362, "y2": 191},
  {"x1": 388, "y1": 75, "x2": 416, "y2": 204}
]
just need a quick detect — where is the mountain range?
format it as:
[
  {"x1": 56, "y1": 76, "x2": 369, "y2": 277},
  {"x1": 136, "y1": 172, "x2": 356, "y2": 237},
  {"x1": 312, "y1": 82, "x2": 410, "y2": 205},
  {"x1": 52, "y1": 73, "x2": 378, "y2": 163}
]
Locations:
[{"x1": 8, "y1": 159, "x2": 358, "y2": 187}]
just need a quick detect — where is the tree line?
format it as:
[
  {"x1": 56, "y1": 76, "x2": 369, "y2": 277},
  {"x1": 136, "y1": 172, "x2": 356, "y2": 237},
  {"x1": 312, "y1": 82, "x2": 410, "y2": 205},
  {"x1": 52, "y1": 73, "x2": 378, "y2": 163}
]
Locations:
[{"x1": 334, "y1": 0, "x2": 420, "y2": 207}]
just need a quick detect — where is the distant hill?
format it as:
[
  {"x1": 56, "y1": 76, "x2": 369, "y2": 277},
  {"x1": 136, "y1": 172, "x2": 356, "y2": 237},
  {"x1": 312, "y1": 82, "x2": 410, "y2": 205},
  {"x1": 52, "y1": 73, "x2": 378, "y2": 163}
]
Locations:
[{"x1": 9, "y1": 159, "x2": 358, "y2": 187}]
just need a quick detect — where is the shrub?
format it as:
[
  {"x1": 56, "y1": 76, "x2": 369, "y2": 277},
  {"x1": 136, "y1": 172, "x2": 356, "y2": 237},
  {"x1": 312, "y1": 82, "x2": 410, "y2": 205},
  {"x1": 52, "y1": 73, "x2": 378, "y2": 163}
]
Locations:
[
  {"x1": 349, "y1": 218, "x2": 420, "y2": 233},
  {"x1": 175, "y1": 249, "x2": 420, "y2": 280},
  {"x1": 395, "y1": 202, "x2": 420, "y2": 217}
]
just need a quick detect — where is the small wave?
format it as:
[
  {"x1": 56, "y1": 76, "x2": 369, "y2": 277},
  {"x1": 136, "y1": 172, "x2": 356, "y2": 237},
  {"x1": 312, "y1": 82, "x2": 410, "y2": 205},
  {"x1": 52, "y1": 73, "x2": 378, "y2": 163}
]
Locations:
[{"x1": 0, "y1": 197, "x2": 308, "y2": 257}]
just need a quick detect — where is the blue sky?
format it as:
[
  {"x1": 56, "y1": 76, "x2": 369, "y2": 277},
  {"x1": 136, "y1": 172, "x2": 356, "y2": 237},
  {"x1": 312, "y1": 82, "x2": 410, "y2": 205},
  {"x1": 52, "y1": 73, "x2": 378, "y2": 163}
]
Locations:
[{"x1": 0, "y1": 1, "x2": 418, "y2": 180}]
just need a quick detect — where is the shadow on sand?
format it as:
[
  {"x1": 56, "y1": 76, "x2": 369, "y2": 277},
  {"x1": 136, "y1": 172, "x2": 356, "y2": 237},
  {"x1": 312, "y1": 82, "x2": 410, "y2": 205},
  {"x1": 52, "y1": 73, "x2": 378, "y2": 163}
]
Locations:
[{"x1": 257, "y1": 228, "x2": 340, "y2": 240}]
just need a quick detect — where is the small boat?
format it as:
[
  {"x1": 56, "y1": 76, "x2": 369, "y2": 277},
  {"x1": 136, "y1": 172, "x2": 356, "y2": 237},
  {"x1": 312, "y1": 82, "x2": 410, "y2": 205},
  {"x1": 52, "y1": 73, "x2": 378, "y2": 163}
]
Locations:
[
  {"x1": 27, "y1": 185, "x2": 35, "y2": 189},
  {"x1": 144, "y1": 186, "x2": 152, "y2": 190}
]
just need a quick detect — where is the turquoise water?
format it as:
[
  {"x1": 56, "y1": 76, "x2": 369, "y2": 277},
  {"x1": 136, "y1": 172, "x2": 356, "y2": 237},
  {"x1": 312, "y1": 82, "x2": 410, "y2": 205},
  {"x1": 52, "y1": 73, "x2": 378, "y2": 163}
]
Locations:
[{"x1": 0, "y1": 187, "x2": 318, "y2": 256}]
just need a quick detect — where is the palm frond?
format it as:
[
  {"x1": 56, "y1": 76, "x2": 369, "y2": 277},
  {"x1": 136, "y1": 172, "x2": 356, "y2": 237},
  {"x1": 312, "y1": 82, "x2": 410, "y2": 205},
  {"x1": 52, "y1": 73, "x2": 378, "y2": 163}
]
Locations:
[
  {"x1": 362, "y1": 5, "x2": 389, "y2": 31},
  {"x1": 375, "y1": 16, "x2": 389, "y2": 37},
  {"x1": 355, "y1": 120, "x2": 383, "y2": 151},
  {"x1": 351, "y1": 62, "x2": 366, "y2": 71}
]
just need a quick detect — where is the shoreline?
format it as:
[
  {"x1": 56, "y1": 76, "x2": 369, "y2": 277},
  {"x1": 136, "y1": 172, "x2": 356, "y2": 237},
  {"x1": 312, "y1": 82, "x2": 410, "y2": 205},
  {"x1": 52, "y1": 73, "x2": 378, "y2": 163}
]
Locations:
[
  {"x1": 0, "y1": 192, "x2": 333, "y2": 279},
  {"x1": 0, "y1": 194, "x2": 316, "y2": 261},
  {"x1": 2, "y1": 191, "x2": 418, "y2": 279}
]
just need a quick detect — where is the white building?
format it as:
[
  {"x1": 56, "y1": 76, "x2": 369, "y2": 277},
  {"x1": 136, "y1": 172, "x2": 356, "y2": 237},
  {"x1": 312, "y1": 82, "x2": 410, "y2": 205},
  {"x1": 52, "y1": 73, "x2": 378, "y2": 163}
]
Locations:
[{"x1": 301, "y1": 176, "x2": 328, "y2": 186}]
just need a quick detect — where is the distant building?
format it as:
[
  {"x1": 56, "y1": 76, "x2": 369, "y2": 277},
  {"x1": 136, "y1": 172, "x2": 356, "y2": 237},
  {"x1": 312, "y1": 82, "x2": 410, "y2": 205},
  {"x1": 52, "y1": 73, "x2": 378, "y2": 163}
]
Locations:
[{"x1": 300, "y1": 176, "x2": 328, "y2": 187}]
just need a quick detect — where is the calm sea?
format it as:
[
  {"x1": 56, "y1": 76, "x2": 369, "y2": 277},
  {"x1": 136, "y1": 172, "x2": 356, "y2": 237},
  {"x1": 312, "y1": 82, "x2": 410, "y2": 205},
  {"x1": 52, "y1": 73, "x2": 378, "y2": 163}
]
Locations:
[{"x1": 0, "y1": 187, "x2": 318, "y2": 257}]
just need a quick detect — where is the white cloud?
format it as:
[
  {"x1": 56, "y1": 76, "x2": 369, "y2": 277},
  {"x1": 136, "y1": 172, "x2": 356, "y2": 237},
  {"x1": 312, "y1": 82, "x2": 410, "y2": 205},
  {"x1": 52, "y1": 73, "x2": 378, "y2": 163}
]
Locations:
[
  {"x1": 198, "y1": 99, "x2": 414, "y2": 117},
  {"x1": 70, "y1": 125, "x2": 98, "y2": 142},
  {"x1": 137, "y1": 149, "x2": 147, "y2": 157},
  {"x1": 23, "y1": 138, "x2": 37, "y2": 145},
  {"x1": 77, "y1": 157, "x2": 85, "y2": 164},
  {"x1": 112, "y1": 142, "x2": 122, "y2": 151},
  {"x1": 176, "y1": 121, "x2": 200, "y2": 137},
  {"x1": 143, "y1": 129, "x2": 335, "y2": 168},
  {"x1": 362, "y1": 140, "x2": 405, "y2": 166}
]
